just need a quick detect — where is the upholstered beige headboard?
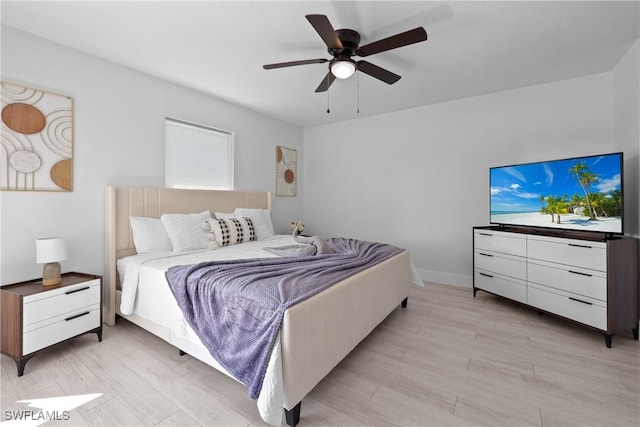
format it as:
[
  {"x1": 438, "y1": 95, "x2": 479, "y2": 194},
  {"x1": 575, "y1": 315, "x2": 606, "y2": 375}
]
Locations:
[{"x1": 104, "y1": 186, "x2": 271, "y2": 325}]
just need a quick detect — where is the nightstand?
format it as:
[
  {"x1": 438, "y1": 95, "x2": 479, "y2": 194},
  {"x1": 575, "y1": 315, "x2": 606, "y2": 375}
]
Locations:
[{"x1": 1, "y1": 272, "x2": 102, "y2": 376}]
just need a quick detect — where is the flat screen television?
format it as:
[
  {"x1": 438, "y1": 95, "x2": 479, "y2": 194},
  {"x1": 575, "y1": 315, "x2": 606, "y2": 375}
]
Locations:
[{"x1": 490, "y1": 152, "x2": 623, "y2": 235}]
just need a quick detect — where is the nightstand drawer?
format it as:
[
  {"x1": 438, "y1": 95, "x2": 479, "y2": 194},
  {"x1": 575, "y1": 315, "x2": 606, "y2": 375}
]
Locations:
[
  {"x1": 23, "y1": 279, "x2": 100, "y2": 326},
  {"x1": 23, "y1": 305, "x2": 100, "y2": 355}
]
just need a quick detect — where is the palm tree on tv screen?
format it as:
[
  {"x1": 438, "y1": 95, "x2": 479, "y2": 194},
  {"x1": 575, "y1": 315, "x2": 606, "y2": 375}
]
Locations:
[
  {"x1": 551, "y1": 195, "x2": 568, "y2": 224},
  {"x1": 539, "y1": 195, "x2": 555, "y2": 222},
  {"x1": 539, "y1": 194, "x2": 568, "y2": 223},
  {"x1": 568, "y1": 162, "x2": 599, "y2": 220}
]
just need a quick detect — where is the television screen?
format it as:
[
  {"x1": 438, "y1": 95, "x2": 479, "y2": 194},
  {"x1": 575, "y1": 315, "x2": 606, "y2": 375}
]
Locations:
[{"x1": 490, "y1": 152, "x2": 623, "y2": 235}]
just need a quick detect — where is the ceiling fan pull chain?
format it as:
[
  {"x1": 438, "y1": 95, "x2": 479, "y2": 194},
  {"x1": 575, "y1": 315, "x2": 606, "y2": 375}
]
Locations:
[
  {"x1": 357, "y1": 71, "x2": 360, "y2": 114},
  {"x1": 326, "y1": 77, "x2": 331, "y2": 114}
]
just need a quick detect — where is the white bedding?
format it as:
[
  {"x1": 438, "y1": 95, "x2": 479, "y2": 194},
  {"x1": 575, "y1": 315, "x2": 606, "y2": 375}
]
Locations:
[{"x1": 116, "y1": 235, "x2": 423, "y2": 425}]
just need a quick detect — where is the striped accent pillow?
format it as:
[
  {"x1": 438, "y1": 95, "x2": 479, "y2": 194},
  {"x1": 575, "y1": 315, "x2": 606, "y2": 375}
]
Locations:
[{"x1": 211, "y1": 217, "x2": 257, "y2": 247}]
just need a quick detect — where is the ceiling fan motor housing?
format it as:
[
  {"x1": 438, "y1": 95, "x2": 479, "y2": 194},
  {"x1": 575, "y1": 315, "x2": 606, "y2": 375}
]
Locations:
[{"x1": 331, "y1": 29, "x2": 361, "y2": 56}]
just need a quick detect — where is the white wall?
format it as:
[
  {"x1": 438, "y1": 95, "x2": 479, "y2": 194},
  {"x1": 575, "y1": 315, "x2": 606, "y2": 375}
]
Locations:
[
  {"x1": 612, "y1": 39, "x2": 640, "y2": 323},
  {"x1": 303, "y1": 73, "x2": 615, "y2": 286},
  {"x1": 612, "y1": 39, "x2": 640, "y2": 238},
  {"x1": 0, "y1": 27, "x2": 303, "y2": 285}
]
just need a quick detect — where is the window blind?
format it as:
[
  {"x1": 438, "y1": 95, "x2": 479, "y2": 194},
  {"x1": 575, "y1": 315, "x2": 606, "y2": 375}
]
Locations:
[{"x1": 165, "y1": 118, "x2": 234, "y2": 190}]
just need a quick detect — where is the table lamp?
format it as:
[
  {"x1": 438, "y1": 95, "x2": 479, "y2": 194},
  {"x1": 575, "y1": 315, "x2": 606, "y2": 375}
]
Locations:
[{"x1": 36, "y1": 237, "x2": 67, "y2": 286}]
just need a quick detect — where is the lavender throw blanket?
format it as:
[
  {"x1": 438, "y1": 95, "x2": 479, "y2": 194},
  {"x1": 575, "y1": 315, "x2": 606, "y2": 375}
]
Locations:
[{"x1": 166, "y1": 238, "x2": 402, "y2": 399}]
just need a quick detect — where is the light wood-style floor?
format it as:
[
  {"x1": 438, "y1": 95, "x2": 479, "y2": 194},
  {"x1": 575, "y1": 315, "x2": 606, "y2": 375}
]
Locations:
[{"x1": 2, "y1": 282, "x2": 639, "y2": 426}]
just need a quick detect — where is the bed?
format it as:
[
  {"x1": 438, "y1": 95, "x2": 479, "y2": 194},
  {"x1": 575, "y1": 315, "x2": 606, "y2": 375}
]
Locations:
[{"x1": 104, "y1": 186, "x2": 412, "y2": 426}]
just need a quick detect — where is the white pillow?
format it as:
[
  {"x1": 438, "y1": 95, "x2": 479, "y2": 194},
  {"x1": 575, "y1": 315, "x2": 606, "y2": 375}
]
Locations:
[
  {"x1": 234, "y1": 208, "x2": 275, "y2": 240},
  {"x1": 129, "y1": 216, "x2": 173, "y2": 253},
  {"x1": 215, "y1": 212, "x2": 236, "y2": 219},
  {"x1": 160, "y1": 210, "x2": 211, "y2": 252}
]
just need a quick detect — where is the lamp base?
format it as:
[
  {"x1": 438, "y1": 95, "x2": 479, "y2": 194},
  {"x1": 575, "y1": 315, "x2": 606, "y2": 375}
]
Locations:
[{"x1": 42, "y1": 262, "x2": 62, "y2": 286}]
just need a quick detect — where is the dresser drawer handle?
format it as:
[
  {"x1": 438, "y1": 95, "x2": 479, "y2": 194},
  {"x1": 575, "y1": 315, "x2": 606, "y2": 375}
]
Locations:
[
  {"x1": 568, "y1": 243, "x2": 592, "y2": 249},
  {"x1": 568, "y1": 270, "x2": 593, "y2": 277},
  {"x1": 479, "y1": 233, "x2": 493, "y2": 236},
  {"x1": 479, "y1": 272, "x2": 494, "y2": 278},
  {"x1": 568, "y1": 297, "x2": 592, "y2": 306},
  {"x1": 479, "y1": 252, "x2": 494, "y2": 257},
  {"x1": 65, "y1": 286, "x2": 90, "y2": 295},
  {"x1": 65, "y1": 311, "x2": 90, "y2": 321}
]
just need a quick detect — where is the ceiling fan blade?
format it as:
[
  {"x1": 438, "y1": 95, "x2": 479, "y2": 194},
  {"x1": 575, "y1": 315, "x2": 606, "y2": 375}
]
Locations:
[
  {"x1": 314, "y1": 71, "x2": 336, "y2": 93},
  {"x1": 357, "y1": 61, "x2": 401, "y2": 85},
  {"x1": 263, "y1": 58, "x2": 328, "y2": 70},
  {"x1": 306, "y1": 14, "x2": 343, "y2": 50},
  {"x1": 357, "y1": 27, "x2": 427, "y2": 57}
]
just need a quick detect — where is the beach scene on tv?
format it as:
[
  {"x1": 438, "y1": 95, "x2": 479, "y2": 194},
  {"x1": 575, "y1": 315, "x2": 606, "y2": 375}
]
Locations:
[{"x1": 490, "y1": 153, "x2": 622, "y2": 234}]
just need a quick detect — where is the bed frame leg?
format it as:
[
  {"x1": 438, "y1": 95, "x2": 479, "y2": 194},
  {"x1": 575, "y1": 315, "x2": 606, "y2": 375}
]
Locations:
[
  {"x1": 284, "y1": 402, "x2": 301, "y2": 427},
  {"x1": 401, "y1": 297, "x2": 408, "y2": 308}
]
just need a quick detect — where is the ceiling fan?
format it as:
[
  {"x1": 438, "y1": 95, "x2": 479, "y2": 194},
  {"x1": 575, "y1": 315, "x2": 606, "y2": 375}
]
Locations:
[{"x1": 263, "y1": 14, "x2": 428, "y2": 93}]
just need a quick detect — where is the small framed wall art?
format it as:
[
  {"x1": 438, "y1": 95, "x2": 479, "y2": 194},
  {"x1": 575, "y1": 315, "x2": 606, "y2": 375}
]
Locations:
[
  {"x1": 276, "y1": 145, "x2": 297, "y2": 196},
  {"x1": 1, "y1": 81, "x2": 74, "y2": 191}
]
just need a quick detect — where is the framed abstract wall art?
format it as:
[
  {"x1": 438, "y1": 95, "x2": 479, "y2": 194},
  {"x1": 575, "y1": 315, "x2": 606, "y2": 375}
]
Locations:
[
  {"x1": 1, "y1": 81, "x2": 74, "y2": 191},
  {"x1": 276, "y1": 145, "x2": 297, "y2": 196}
]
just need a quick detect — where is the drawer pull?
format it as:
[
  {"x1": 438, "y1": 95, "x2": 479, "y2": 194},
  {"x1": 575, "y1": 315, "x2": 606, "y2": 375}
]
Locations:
[
  {"x1": 479, "y1": 233, "x2": 493, "y2": 236},
  {"x1": 568, "y1": 297, "x2": 592, "y2": 306},
  {"x1": 568, "y1": 270, "x2": 593, "y2": 277},
  {"x1": 65, "y1": 311, "x2": 90, "y2": 321},
  {"x1": 65, "y1": 286, "x2": 90, "y2": 295},
  {"x1": 568, "y1": 243, "x2": 592, "y2": 249},
  {"x1": 479, "y1": 252, "x2": 494, "y2": 257},
  {"x1": 479, "y1": 272, "x2": 494, "y2": 278}
]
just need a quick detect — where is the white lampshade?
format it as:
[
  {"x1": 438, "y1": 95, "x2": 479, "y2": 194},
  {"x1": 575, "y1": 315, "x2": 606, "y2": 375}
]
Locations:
[
  {"x1": 36, "y1": 237, "x2": 67, "y2": 263},
  {"x1": 331, "y1": 60, "x2": 356, "y2": 79}
]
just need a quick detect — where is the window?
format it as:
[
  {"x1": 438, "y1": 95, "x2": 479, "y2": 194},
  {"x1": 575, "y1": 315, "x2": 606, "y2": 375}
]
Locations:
[{"x1": 165, "y1": 118, "x2": 234, "y2": 190}]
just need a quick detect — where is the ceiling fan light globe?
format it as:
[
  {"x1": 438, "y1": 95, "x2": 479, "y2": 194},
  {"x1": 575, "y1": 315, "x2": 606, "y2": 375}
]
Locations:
[{"x1": 331, "y1": 60, "x2": 356, "y2": 79}]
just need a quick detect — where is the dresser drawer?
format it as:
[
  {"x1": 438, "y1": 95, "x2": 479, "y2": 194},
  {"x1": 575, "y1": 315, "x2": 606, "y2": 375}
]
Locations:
[
  {"x1": 474, "y1": 270, "x2": 527, "y2": 304},
  {"x1": 528, "y1": 260, "x2": 606, "y2": 301},
  {"x1": 527, "y1": 235, "x2": 606, "y2": 271},
  {"x1": 474, "y1": 230, "x2": 526, "y2": 257},
  {"x1": 475, "y1": 250, "x2": 526, "y2": 280},
  {"x1": 23, "y1": 305, "x2": 100, "y2": 355},
  {"x1": 527, "y1": 284, "x2": 606, "y2": 330},
  {"x1": 23, "y1": 279, "x2": 100, "y2": 326}
]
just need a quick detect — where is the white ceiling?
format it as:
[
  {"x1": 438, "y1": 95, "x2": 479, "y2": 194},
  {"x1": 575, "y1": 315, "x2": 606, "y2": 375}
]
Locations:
[{"x1": 2, "y1": 1, "x2": 639, "y2": 127}]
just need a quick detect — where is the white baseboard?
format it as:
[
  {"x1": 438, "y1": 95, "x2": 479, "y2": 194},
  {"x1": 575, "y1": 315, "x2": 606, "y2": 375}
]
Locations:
[{"x1": 418, "y1": 268, "x2": 472, "y2": 288}]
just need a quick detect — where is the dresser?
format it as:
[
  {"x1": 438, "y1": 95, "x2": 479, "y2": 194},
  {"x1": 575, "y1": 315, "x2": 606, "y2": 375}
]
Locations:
[
  {"x1": 473, "y1": 227, "x2": 638, "y2": 347},
  {"x1": 1, "y1": 272, "x2": 102, "y2": 376}
]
